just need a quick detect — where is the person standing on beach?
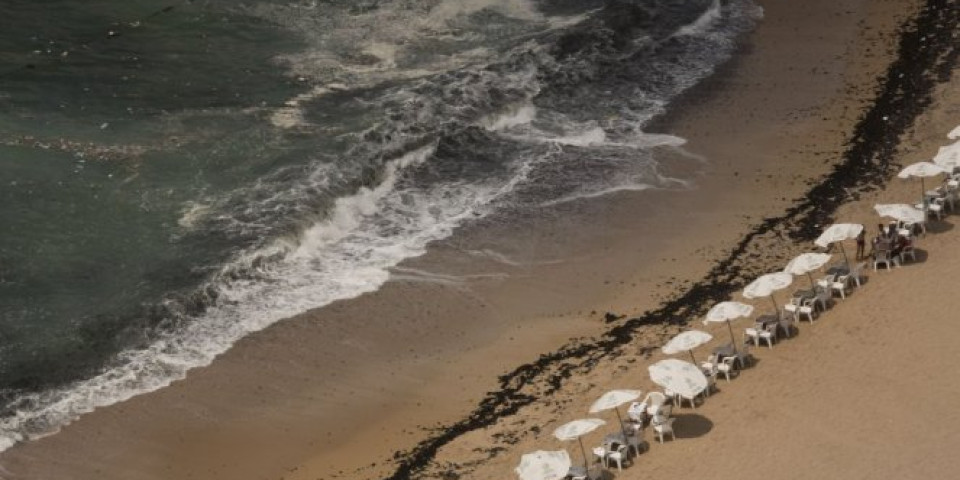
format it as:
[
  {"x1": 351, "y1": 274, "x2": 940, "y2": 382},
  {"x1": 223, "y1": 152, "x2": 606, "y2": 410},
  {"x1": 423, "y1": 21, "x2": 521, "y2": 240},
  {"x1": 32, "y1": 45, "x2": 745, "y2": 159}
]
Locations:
[{"x1": 856, "y1": 226, "x2": 866, "y2": 260}]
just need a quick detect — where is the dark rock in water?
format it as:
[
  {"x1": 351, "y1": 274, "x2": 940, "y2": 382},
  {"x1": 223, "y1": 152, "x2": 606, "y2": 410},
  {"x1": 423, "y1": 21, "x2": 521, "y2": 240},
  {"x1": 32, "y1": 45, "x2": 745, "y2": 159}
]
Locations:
[{"x1": 604, "y1": 312, "x2": 624, "y2": 323}]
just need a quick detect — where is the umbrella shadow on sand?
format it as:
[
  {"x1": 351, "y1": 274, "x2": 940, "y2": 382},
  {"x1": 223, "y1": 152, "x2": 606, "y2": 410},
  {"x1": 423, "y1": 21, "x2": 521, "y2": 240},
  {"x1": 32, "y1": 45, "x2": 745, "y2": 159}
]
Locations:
[
  {"x1": 895, "y1": 248, "x2": 930, "y2": 265},
  {"x1": 671, "y1": 414, "x2": 714, "y2": 439},
  {"x1": 924, "y1": 220, "x2": 953, "y2": 234}
]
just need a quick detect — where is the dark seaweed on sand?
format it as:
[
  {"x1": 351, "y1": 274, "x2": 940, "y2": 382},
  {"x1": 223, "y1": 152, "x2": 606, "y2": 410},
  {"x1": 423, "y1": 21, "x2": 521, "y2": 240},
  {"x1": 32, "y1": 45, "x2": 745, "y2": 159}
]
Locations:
[{"x1": 382, "y1": 1, "x2": 960, "y2": 478}]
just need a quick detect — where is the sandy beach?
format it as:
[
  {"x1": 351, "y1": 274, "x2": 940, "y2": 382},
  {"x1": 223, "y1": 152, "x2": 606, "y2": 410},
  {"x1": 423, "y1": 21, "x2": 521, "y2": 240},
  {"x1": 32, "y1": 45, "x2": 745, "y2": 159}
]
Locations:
[{"x1": 2, "y1": 0, "x2": 958, "y2": 479}]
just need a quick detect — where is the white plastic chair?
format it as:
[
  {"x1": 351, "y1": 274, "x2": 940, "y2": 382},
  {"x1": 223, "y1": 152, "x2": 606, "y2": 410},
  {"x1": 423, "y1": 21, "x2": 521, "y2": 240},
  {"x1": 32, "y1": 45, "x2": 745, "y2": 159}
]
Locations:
[
  {"x1": 778, "y1": 310, "x2": 796, "y2": 338},
  {"x1": 757, "y1": 323, "x2": 777, "y2": 349},
  {"x1": 592, "y1": 446, "x2": 606, "y2": 466},
  {"x1": 916, "y1": 201, "x2": 943, "y2": 220},
  {"x1": 718, "y1": 356, "x2": 737, "y2": 381},
  {"x1": 849, "y1": 262, "x2": 865, "y2": 287},
  {"x1": 900, "y1": 241, "x2": 917, "y2": 263},
  {"x1": 785, "y1": 297, "x2": 815, "y2": 322},
  {"x1": 700, "y1": 354, "x2": 719, "y2": 374},
  {"x1": 944, "y1": 183, "x2": 958, "y2": 210},
  {"x1": 624, "y1": 432, "x2": 643, "y2": 457},
  {"x1": 642, "y1": 392, "x2": 667, "y2": 416},
  {"x1": 813, "y1": 286, "x2": 831, "y2": 312},
  {"x1": 743, "y1": 327, "x2": 760, "y2": 347},
  {"x1": 830, "y1": 275, "x2": 851, "y2": 299},
  {"x1": 873, "y1": 250, "x2": 899, "y2": 270},
  {"x1": 652, "y1": 417, "x2": 676, "y2": 443},
  {"x1": 701, "y1": 369, "x2": 717, "y2": 398},
  {"x1": 606, "y1": 444, "x2": 628, "y2": 471}
]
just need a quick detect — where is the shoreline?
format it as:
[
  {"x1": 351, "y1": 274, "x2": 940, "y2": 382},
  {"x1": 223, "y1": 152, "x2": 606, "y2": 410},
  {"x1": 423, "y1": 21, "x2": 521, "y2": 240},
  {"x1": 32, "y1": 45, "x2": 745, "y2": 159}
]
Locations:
[{"x1": 2, "y1": 0, "x2": 955, "y2": 479}]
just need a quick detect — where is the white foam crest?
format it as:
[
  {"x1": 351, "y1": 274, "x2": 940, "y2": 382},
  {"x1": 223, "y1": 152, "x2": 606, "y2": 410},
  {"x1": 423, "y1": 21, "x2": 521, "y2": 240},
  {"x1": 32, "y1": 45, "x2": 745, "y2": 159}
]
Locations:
[
  {"x1": 484, "y1": 105, "x2": 538, "y2": 131},
  {"x1": 464, "y1": 249, "x2": 523, "y2": 266},
  {"x1": 548, "y1": 127, "x2": 607, "y2": 147},
  {"x1": 177, "y1": 202, "x2": 212, "y2": 229},
  {"x1": 675, "y1": 0, "x2": 722, "y2": 37},
  {"x1": 500, "y1": 123, "x2": 607, "y2": 147},
  {"x1": 424, "y1": 0, "x2": 543, "y2": 28},
  {"x1": 251, "y1": 0, "x2": 588, "y2": 128},
  {"x1": 292, "y1": 147, "x2": 434, "y2": 254},
  {"x1": 0, "y1": 141, "x2": 542, "y2": 451},
  {"x1": 628, "y1": 132, "x2": 688, "y2": 149},
  {"x1": 539, "y1": 183, "x2": 655, "y2": 207},
  {"x1": 388, "y1": 267, "x2": 510, "y2": 285},
  {"x1": 270, "y1": 85, "x2": 344, "y2": 128},
  {"x1": 503, "y1": 125, "x2": 682, "y2": 149}
]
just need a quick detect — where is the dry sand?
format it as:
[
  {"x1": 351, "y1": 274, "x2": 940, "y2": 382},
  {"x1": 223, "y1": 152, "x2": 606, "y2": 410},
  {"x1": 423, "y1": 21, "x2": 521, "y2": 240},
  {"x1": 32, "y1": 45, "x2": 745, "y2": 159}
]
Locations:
[{"x1": 1, "y1": 0, "x2": 956, "y2": 479}]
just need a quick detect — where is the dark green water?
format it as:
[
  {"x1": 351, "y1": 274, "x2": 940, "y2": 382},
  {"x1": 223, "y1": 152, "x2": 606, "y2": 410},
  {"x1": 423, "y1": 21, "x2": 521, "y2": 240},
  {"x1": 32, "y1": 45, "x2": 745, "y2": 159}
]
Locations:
[{"x1": 0, "y1": 0, "x2": 758, "y2": 450}]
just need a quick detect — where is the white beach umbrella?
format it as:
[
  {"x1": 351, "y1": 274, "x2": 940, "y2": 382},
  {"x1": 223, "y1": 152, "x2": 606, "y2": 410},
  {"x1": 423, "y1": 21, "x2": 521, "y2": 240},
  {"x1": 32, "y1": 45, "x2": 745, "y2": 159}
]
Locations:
[
  {"x1": 515, "y1": 450, "x2": 571, "y2": 480},
  {"x1": 743, "y1": 272, "x2": 793, "y2": 315},
  {"x1": 874, "y1": 203, "x2": 925, "y2": 224},
  {"x1": 553, "y1": 418, "x2": 605, "y2": 470},
  {"x1": 932, "y1": 141, "x2": 960, "y2": 170},
  {"x1": 898, "y1": 161, "x2": 949, "y2": 201},
  {"x1": 949, "y1": 125, "x2": 960, "y2": 140},
  {"x1": 814, "y1": 223, "x2": 864, "y2": 268},
  {"x1": 704, "y1": 301, "x2": 755, "y2": 351},
  {"x1": 648, "y1": 358, "x2": 708, "y2": 400},
  {"x1": 783, "y1": 252, "x2": 832, "y2": 289},
  {"x1": 589, "y1": 389, "x2": 642, "y2": 436},
  {"x1": 662, "y1": 330, "x2": 713, "y2": 364}
]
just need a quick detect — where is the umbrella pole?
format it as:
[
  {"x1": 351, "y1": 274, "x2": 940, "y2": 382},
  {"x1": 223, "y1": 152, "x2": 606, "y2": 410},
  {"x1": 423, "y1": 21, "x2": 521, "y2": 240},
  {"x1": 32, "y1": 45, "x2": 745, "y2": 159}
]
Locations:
[
  {"x1": 726, "y1": 320, "x2": 738, "y2": 354},
  {"x1": 839, "y1": 243, "x2": 850, "y2": 270},
  {"x1": 806, "y1": 272, "x2": 816, "y2": 290},
  {"x1": 578, "y1": 437, "x2": 589, "y2": 470},
  {"x1": 615, "y1": 407, "x2": 627, "y2": 438},
  {"x1": 768, "y1": 294, "x2": 779, "y2": 316},
  {"x1": 688, "y1": 350, "x2": 697, "y2": 365}
]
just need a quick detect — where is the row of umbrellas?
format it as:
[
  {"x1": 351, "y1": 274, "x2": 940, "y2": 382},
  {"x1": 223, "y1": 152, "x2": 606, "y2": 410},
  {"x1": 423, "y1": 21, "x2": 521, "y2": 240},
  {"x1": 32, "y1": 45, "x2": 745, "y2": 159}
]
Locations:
[
  {"x1": 518, "y1": 132, "x2": 960, "y2": 478},
  {"x1": 516, "y1": 224, "x2": 858, "y2": 479},
  {"x1": 516, "y1": 221, "x2": 870, "y2": 480},
  {"x1": 518, "y1": 356, "x2": 720, "y2": 479}
]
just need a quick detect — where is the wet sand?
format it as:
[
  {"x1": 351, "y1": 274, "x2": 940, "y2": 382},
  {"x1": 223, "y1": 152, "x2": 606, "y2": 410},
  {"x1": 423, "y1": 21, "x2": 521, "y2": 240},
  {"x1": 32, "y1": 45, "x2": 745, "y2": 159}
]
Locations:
[{"x1": 0, "y1": 0, "x2": 949, "y2": 479}]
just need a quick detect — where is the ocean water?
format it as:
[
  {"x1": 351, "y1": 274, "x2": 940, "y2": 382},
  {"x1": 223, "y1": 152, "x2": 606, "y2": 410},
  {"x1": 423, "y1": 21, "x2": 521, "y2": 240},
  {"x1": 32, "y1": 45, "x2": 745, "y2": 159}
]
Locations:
[{"x1": 0, "y1": 0, "x2": 759, "y2": 449}]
